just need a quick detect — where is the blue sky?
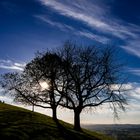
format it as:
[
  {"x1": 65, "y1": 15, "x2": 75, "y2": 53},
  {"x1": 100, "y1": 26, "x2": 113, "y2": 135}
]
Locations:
[{"x1": 0, "y1": 0, "x2": 140, "y2": 124}]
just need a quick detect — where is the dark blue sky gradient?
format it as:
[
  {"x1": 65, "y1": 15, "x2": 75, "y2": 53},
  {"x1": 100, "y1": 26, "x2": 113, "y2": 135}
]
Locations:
[
  {"x1": 111, "y1": 0, "x2": 140, "y2": 25},
  {"x1": 0, "y1": 0, "x2": 140, "y2": 82}
]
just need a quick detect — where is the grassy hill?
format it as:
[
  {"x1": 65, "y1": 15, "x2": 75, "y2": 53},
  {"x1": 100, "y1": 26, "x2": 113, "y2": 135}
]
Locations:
[{"x1": 0, "y1": 103, "x2": 113, "y2": 140}]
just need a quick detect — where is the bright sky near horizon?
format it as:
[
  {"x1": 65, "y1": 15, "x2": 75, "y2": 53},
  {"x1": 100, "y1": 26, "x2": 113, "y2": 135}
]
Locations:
[{"x1": 0, "y1": 0, "x2": 140, "y2": 124}]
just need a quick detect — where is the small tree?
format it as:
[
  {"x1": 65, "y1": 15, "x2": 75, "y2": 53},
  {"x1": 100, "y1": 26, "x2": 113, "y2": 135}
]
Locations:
[
  {"x1": 56, "y1": 42, "x2": 126, "y2": 131},
  {"x1": 21, "y1": 52, "x2": 63, "y2": 120},
  {"x1": 0, "y1": 52, "x2": 63, "y2": 120}
]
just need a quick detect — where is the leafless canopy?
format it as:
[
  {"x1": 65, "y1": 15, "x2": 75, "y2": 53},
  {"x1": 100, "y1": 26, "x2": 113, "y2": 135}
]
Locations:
[
  {"x1": 0, "y1": 41, "x2": 127, "y2": 131},
  {"x1": 55, "y1": 42, "x2": 126, "y2": 130}
]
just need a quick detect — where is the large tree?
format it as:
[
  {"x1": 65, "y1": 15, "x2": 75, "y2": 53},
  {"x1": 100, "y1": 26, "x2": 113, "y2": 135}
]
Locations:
[{"x1": 56, "y1": 42, "x2": 127, "y2": 131}]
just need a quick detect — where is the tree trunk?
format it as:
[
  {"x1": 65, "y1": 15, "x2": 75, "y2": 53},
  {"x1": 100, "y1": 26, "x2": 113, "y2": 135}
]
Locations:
[
  {"x1": 52, "y1": 106, "x2": 57, "y2": 121},
  {"x1": 32, "y1": 105, "x2": 34, "y2": 112},
  {"x1": 74, "y1": 110, "x2": 81, "y2": 131}
]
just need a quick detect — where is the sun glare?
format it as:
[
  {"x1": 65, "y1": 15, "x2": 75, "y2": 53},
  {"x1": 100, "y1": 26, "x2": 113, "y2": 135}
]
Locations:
[{"x1": 40, "y1": 81, "x2": 49, "y2": 90}]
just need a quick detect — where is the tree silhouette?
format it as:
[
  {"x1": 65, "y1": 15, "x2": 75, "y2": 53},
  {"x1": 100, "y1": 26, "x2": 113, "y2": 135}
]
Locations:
[
  {"x1": 56, "y1": 42, "x2": 126, "y2": 131},
  {"x1": 0, "y1": 41, "x2": 127, "y2": 131},
  {"x1": 0, "y1": 52, "x2": 63, "y2": 120},
  {"x1": 23, "y1": 52, "x2": 64, "y2": 120}
]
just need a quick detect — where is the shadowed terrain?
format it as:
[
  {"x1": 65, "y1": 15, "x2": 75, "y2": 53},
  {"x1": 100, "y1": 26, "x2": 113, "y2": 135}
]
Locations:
[
  {"x1": 0, "y1": 103, "x2": 113, "y2": 140},
  {"x1": 83, "y1": 124, "x2": 140, "y2": 140}
]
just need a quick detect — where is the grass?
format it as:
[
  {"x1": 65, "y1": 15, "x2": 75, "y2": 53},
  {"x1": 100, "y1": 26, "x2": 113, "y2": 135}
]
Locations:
[{"x1": 0, "y1": 103, "x2": 114, "y2": 140}]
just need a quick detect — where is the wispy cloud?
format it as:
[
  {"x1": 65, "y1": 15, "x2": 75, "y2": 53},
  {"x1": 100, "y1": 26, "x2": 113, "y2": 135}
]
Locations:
[
  {"x1": 35, "y1": 15, "x2": 74, "y2": 32},
  {"x1": 121, "y1": 40, "x2": 140, "y2": 58},
  {"x1": 129, "y1": 90, "x2": 140, "y2": 104},
  {"x1": 0, "y1": 59, "x2": 26, "y2": 71},
  {"x1": 36, "y1": 15, "x2": 109, "y2": 44},
  {"x1": 37, "y1": 0, "x2": 140, "y2": 58},
  {"x1": 108, "y1": 82, "x2": 140, "y2": 105},
  {"x1": 123, "y1": 82, "x2": 140, "y2": 103},
  {"x1": 38, "y1": 0, "x2": 139, "y2": 40},
  {"x1": 127, "y1": 67, "x2": 140, "y2": 76},
  {"x1": 78, "y1": 30, "x2": 109, "y2": 44},
  {"x1": 0, "y1": 95, "x2": 13, "y2": 103}
]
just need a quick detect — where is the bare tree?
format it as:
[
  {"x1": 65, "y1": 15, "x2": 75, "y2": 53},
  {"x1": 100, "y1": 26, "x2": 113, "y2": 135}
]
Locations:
[
  {"x1": 21, "y1": 52, "x2": 63, "y2": 120},
  {"x1": 0, "y1": 41, "x2": 127, "y2": 131},
  {"x1": 0, "y1": 52, "x2": 63, "y2": 120},
  {"x1": 56, "y1": 42, "x2": 127, "y2": 131}
]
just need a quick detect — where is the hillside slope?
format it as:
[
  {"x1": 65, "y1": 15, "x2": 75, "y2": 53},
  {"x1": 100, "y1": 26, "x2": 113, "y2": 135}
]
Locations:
[{"x1": 0, "y1": 103, "x2": 113, "y2": 140}]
